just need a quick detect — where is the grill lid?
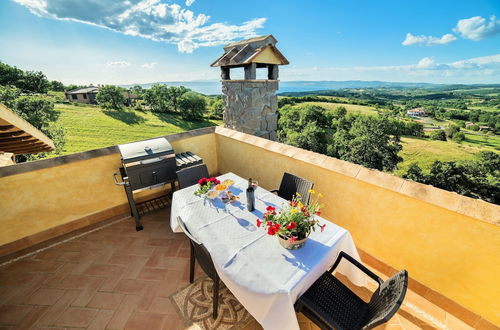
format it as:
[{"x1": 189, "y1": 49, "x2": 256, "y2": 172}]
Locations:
[{"x1": 118, "y1": 137, "x2": 173, "y2": 163}]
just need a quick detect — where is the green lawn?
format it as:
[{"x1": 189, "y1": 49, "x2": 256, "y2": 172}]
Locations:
[
  {"x1": 55, "y1": 103, "x2": 221, "y2": 155},
  {"x1": 300, "y1": 101, "x2": 379, "y2": 115},
  {"x1": 395, "y1": 136, "x2": 498, "y2": 175}
]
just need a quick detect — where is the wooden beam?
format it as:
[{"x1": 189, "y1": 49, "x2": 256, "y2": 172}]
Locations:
[
  {"x1": 0, "y1": 142, "x2": 44, "y2": 149},
  {"x1": 0, "y1": 139, "x2": 37, "y2": 147},
  {"x1": 0, "y1": 125, "x2": 15, "y2": 131},
  {"x1": 0, "y1": 136, "x2": 38, "y2": 143},
  {"x1": 10, "y1": 146, "x2": 52, "y2": 154},
  {"x1": 0, "y1": 131, "x2": 24, "y2": 138}
]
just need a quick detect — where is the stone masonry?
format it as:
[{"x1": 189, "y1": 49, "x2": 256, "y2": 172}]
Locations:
[{"x1": 222, "y1": 80, "x2": 279, "y2": 140}]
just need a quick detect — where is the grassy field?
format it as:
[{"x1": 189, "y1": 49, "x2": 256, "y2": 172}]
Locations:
[
  {"x1": 299, "y1": 101, "x2": 379, "y2": 115},
  {"x1": 55, "y1": 103, "x2": 221, "y2": 155},
  {"x1": 395, "y1": 135, "x2": 499, "y2": 175}
]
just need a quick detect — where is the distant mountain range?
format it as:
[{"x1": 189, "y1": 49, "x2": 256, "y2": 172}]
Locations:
[{"x1": 120, "y1": 80, "x2": 499, "y2": 95}]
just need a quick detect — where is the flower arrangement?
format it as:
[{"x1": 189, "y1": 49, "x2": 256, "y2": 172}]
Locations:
[
  {"x1": 256, "y1": 190, "x2": 325, "y2": 247},
  {"x1": 194, "y1": 177, "x2": 220, "y2": 196}
]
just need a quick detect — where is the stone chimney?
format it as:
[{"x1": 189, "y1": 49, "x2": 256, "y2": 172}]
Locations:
[{"x1": 211, "y1": 35, "x2": 289, "y2": 140}]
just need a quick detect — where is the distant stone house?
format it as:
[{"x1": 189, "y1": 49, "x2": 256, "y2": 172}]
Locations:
[
  {"x1": 406, "y1": 107, "x2": 427, "y2": 117},
  {"x1": 65, "y1": 87, "x2": 99, "y2": 104},
  {"x1": 479, "y1": 125, "x2": 493, "y2": 132},
  {"x1": 65, "y1": 87, "x2": 139, "y2": 106}
]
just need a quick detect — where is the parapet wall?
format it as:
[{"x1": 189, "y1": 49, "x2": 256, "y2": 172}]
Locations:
[
  {"x1": 214, "y1": 126, "x2": 500, "y2": 326},
  {"x1": 0, "y1": 127, "x2": 218, "y2": 256}
]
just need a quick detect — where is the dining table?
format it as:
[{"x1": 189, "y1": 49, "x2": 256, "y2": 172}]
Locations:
[{"x1": 170, "y1": 172, "x2": 365, "y2": 330}]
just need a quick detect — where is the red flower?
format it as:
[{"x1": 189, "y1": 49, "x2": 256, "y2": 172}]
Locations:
[
  {"x1": 320, "y1": 224, "x2": 326, "y2": 232},
  {"x1": 315, "y1": 210, "x2": 321, "y2": 216},
  {"x1": 208, "y1": 177, "x2": 220, "y2": 185},
  {"x1": 267, "y1": 226, "x2": 277, "y2": 236},
  {"x1": 266, "y1": 205, "x2": 275, "y2": 212},
  {"x1": 267, "y1": 221, "x2": 273, "y2": 226},
  {"x1": 256, "y1": 219, "x2": 263, "y2": 228},
  {"x1": 290, "y1": 236, "x2": 298, "y2": 243},
  {"x1": 286, "y1": 221, "x2": 297, "y2": 230},
  {"x1": 301, "y1": 207, "x2": 310, "y2": 217},
  {"x1": 198, "y1": 178, "x2": 208, "y2": 185},
  {"x1": 290, "y1": 201, "x2": 297, "y2": 207},
  {"x1": 274, "y1": 223, "x2": 281, "y2": 231}
]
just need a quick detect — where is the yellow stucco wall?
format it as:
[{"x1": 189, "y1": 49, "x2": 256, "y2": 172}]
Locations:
[
  {"x1": 0, "y1": 153, "x2": 127, "y2": 247},
  {"x1": 1, "y1": 126, "x2": 499, "y2": 324},
  {"x1": 0, "y1": 132, "x2": 218, "y2": 249},
  {"x1": 214, "y1": 129, "x2": 500, "y2": 325}
]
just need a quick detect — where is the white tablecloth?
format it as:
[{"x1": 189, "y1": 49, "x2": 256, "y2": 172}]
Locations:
[{"x1": 170, "y1": 173, "x2": 364, "y2": 330}]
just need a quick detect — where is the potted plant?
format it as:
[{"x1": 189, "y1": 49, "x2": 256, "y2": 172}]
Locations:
[{"x1": 256, "y1": 190, "x2": 326, "y2": 249}]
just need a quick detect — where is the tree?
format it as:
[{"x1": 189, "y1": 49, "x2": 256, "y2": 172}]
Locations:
[
  {"x1": 401, "y1": 153, "x2": 500, "y2": 204},
  {"x1": 0, "y1": 62, "x2": 50, "y2": 94},
  {"x1": 130, "y1": 85, "x2": 144, "y2": 98},
  {"x1": 167, "y1": 86, "x2": 189, "y2": 113},
  {"x1": 10, "y1": 96, "x2": 65, "y2": 160},
  {"x1": 0, "y1": 61, "x2": 24, "y2": 87},
  {"x1": 429, "y1": 129, "x2": 446, "y2": 141},
  {"x1": 452, "y1": 131, "x2": 465, "y2": 143},
  {"x1": 336, "y1": 115, "x2": 402, "y2": 171},
  {"x1": 178, "y1": 91, "x2": 206, "y2": 120},
  {"x1": 278, "y1": 105, "x2": 330, "y2": 153},
  {"x1": 445, "y1": 124, "x2": 460, "y2": 139},
  {"x1": 144, "y1": 84, "x2": 170, "y2": 112},
  {"x1": 50, "y1": 80, "x2": 65, "y2": 92},
  {"x1": 402, "y1": 163, "x2": 427, "y2": 183},
  {"x1": 0, "y1": 85, "x2": 21, "y2": 108},
  {"x1": 12, "y1": 96, "x2": 59, "y2": 128},
  {"x1": 469, "y1": 124, "x2": 479, "y2": 131},
  {"x1": 207, "y1": 97, "x2": 224, "y2": 119},
  {"x1": 96, "y1": 85, "x2": 126, "y2": 109},
  {"x1": 20, "y1": 70, "x2": 50, "y2": 94}
]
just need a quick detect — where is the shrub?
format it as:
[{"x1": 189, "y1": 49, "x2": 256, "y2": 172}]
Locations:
[
  {"x1": 429, "y1": 129, "x2": 446, "y2": 141},
  {"x1": 452, "y1": 131, "x2": 465, "y2": 143}
]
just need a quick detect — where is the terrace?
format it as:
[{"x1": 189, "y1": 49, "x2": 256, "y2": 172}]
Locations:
[{"x1": 0, "y1": 126, "x2": 498, "y2": 329}]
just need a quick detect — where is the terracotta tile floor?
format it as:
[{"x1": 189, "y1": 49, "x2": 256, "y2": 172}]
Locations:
[{"x1": 0, "y1": 209, "x2": 475, "y2": 329}]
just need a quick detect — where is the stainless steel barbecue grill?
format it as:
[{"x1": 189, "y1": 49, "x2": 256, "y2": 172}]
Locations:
[
  {"x1": 113, "y1": 137, "x2": 177, "y2": 231},
  {"x1": 113, "y1": 137, "x2": 203, "y2": 231}
]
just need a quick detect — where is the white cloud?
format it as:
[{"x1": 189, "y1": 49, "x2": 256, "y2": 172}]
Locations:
[
  {"x1": 282, "y1": 54, "x2": 500, "y2": 83},
  {"x1": 402, "y1": 33, "x2": 456, "y2": 46},
  {"x1": 13, "y1": 0, "x2": 266, "y2": 53},
  {"x1": 185, "y1": 0, "x2": 195, "y2": 6},
  {"x1": 141, "y1": 62, "x2": 157, "y2": 69},
  {"x1": 416, "y1": 57, "x2": 435, "y2": 69},
  {"x1": 454, "y1": 15, "x2": 500, "y2": 41},
  {"x1": 106, "y1": 60, "x2": 130, "y2": 67}
]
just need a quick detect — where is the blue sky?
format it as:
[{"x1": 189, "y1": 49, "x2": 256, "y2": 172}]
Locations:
[{"x1": 0, "y1": 0, "x2": 499, "y2": 85}]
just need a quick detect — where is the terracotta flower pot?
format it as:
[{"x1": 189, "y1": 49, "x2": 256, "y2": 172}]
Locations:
[{"x1": 278, "y1": 234, "x2": 309, "y2": 250}]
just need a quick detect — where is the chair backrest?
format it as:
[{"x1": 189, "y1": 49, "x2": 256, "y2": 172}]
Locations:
[
  {"x1": 176, "y1": 164, "x2": 209, "y2": 189},
  {"x1": 362, "y1": 270, "x2": 408, "y2": 329},
  {"x1": 176, "y1": 216, "x2": 218, "y2": 280},
  {"x1": 278, "y1": 172, "x2": 314, "y2": 203}
]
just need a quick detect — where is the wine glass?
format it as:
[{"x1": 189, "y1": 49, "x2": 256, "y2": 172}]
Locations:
[{"x1": 251, "y1": 179, "x2": 258, "y2": 190}]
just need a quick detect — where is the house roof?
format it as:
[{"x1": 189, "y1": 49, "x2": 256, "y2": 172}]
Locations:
[
  {"x1": 0, "y1": 104, "x2": 55, "y2": 155},
  {"x1": 407, "y1": 108, "x2": 426, "y2": 113},
  {"x1": 66, "y1": 87, "x2": 99, "y2": 94},
  {"x1": 211, "y1": 34, "x2": 289, "y2": 67}
]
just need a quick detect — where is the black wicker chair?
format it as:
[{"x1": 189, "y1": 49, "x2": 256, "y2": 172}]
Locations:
[
  {"x1": 176, "y1": 216, "x2": 221, "y2": 319},
  {"x1": 176, "y1": 164, "x2": 209, "y2": 189},
  {"x1": 295, "y1": 251, "x2": 408, "y2": 330},
  {"x1": 271, "y1": 172, "x2": 314, "y2": 203}
]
